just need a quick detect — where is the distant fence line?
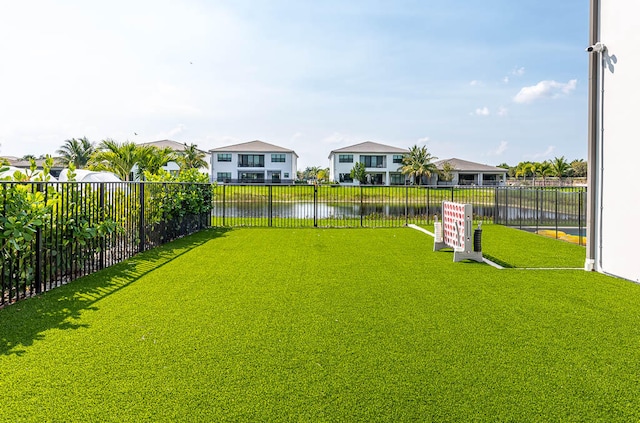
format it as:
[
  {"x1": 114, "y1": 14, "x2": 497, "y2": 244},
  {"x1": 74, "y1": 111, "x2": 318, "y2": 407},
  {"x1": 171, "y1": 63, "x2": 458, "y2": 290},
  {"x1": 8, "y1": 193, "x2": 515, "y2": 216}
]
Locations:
[
  {"x1": 211, "y1": 184, "x2": 586, "y2": 231},
  {"x1": 1, "y1": 182, "x2": 586, "y2": 306}
]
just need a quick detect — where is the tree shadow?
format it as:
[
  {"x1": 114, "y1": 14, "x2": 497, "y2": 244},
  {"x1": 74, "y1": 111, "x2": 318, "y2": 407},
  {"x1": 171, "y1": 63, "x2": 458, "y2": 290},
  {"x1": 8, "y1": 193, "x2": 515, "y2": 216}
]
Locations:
[{"x1": 0, "y1": 227, "x2": 231, "y2": 356}]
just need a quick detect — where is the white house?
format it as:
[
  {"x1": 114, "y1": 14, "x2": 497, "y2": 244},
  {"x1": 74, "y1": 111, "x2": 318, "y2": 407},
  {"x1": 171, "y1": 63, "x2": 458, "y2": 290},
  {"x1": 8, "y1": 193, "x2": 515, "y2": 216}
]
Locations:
[
  {"x1": 430, "y1": 158, "x2": 507, "y2": 186},
  {"x1": 134, "y1": 140, "x2": 210, "y2": 179},
  {"x1": 328, "y1": 141, "x2": 409, "y2": 185},
  {"x1": 209, "y1": 140, "x2": 298, "y2": 184}
]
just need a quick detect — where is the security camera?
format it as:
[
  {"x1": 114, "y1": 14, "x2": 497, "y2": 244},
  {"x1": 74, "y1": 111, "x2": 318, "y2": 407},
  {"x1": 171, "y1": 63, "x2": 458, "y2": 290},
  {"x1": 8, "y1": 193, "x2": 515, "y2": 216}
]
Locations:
[{"x1": 586, "y1": 42, "x2": 606, "y2": 53}]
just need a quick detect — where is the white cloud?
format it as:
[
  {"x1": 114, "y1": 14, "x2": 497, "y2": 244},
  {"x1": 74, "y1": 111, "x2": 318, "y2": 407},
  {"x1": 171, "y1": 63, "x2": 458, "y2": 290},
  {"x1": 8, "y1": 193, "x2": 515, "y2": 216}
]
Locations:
[
  {"x1": 526, "y1": 145, "x2": 556, "y2": 160},
  {"x1": 417, "y1": 137, "x2": 430, "y2": 145},
  {"x1": 321, "y1": 132, "x2": 359, "y2": 145},
  {"x1": 513, "y1": 79, "x2": 577, "y2": 104},
  {"x1": 497, "y1": 106, "x2": 508, "y2": 116},
  {"x1": 503, "y1": 76, "x2": 510, "y2": 84},
  {"x1": 488, "y1": 140, "x2": 508, "y2": 156},
  {"x1": 474, "y1": 107, "x2": 490, "y2": 116},
  {"x1": 512, "y1": 66, "x2": 525, "y2": 76},
  {"x1": 469, "y1": 80, "x2": 482, "y2": 86}
]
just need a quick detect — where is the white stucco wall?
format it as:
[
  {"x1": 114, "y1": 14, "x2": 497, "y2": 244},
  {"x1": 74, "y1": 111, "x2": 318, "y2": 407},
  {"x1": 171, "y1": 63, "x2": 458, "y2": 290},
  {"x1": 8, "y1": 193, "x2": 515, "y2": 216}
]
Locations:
[
  {"x1": 211, "y1": 151, "x2": 297, "y2": 183},
  {"x1": 329, "y1": 153, "x2": 404, "y2": 185},
  {"x1": 594, "y1": 0, "x2": 640, "y2": 281}
]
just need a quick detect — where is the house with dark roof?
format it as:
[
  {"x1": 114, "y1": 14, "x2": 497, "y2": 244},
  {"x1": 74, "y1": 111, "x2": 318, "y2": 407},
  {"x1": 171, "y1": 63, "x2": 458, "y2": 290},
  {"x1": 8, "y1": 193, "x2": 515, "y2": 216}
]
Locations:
[
  {"x1": 431, "y1": 158, "x2": 507, "y2": 186},
  {"x1": 328, "y1": 141, "x2": 409, "y2": 185},
  {"x1": 135, "y1": 140, "x2": 210, "y2": 179},
  {"x1": 209, "y1": 140, "x2": 298, "y2": 184}
]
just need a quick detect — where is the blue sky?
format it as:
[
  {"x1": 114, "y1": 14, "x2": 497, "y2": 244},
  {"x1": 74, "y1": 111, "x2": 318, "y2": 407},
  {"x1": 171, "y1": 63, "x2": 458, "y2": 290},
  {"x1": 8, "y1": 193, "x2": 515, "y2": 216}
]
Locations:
[{"x1": 0, "y1": 0, "x2": 589, "y2": 169}]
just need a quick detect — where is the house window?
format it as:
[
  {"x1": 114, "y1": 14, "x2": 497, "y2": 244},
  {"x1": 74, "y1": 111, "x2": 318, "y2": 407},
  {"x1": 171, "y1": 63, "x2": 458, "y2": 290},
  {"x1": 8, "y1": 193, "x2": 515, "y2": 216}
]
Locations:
[
  {"x1": 217, "y1": 172, "x2": 231, "y2": 182},
  {"x1": 339, "y1": 173, "x2": 353, "y2": 183},
  {"x1": 217, "y1": 153, "x2": 232, "y2": 162},
  {"x1": 393, "y1": 155, "x2": 404, "y2": 164},
  {"x1": 338, "y1": 154, "x2": 353, "y2": 163},
  {"x1": 360, "y1": 155, "x2": 385, "y2": 168},
  {"x1": 390, "y1": 173, "x2": 405, "y2": 185},
  {"x1": 239, "y1": 171, "x2": 265, "y2": 183},
  {"x1": 271, "y1": 154, "x2": 286, "y2": 163},
  {"x1": 284, "y1": 173, "x2": 289, "y2": 178},
  {"x1": 238, "y1": 154, "x2": 265, "y2": 167}
]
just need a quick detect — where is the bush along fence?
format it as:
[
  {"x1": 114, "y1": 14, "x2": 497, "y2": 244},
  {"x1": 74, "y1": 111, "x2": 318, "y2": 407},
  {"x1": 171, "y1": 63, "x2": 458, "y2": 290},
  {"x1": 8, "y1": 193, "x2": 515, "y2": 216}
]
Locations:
[
  {"x1": 0, "y1": 181, "x2": 213, "y2": 306},
  {"x1": 211, "y1": 184, "x2": 586, "y2": 232}
]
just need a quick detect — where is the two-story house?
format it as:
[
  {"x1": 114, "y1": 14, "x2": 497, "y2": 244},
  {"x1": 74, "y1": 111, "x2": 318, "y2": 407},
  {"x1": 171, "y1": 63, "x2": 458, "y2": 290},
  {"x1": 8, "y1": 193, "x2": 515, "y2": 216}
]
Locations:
[
  {"x1": 328, "y1": 141, "x2": 409, "y2": 185},
  {"x1": 209, "y1": 140, "x2": 298, "y2": 184}
]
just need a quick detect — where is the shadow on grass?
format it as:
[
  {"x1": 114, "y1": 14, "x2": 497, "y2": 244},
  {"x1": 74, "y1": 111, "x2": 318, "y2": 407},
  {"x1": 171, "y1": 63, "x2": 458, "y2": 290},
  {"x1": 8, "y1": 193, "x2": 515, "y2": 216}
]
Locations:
[{"x1": 0, "y1": 228, "x2": 231, "y2": 356}]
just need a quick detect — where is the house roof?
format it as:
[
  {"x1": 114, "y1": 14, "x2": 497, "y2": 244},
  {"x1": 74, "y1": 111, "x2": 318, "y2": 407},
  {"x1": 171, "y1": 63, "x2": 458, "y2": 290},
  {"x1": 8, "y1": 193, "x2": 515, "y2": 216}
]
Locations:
[
  {"x1": 209, "y1": 140, "x2": 298, "y2": 157},
  {"x1": 434, "y1": 158, "x2": 508, "y2": 173},
  {"x1": 3, "y1": 156, "x2": 65, "y2": 168},
  {"x1": 328, "y1": 141, "x2": 409, "y2": 158},
  {"x1": 139, "y1": 139, "x2": 207, "y2": 154}
]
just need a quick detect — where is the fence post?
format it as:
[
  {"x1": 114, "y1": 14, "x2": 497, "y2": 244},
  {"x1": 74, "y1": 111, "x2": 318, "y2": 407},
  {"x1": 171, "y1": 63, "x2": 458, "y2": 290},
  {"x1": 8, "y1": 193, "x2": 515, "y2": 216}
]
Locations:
[
  {"x1": 99, "y1": 183, "x2": 105, "y2": 270},
  {"x1": 555, "y1": 189, "x2": 559, "y2": 238},
  {"x1": 138, "y1": 183, "x2": 145, "y2": 253},
  {"x1": 405, "y1": 185, "x2": 409, "y2": 226},
  {"x1": 578, "y1": 190, "x2": 583, "y2": 245},
  {"x1": 493, "y1": 187, "x2": 500, "y2": 224},
  {"x1": 450, "y1": 186, "x2": 454, "y2": 202},
  {"x1": 313, "y1": 184, "x2": 318, "y2": 228},
  {"x1": 269, "y1": 185, "x2": 273, "y2": 227},
  {"x1": 34, "y1": 183, "x2": 43, "y2": 294},
  {"x1": 360, "y1": 186, "x2": 364, "y2": 227},
  {"x1": 222, "y1": 184, "x2": 226, "y2": 227}
]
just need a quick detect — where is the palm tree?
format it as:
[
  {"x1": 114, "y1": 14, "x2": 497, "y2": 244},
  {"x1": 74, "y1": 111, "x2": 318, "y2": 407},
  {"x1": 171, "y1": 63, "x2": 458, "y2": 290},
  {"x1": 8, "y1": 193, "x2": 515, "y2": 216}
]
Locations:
[
  {"x1": 177, "y1": 143, "x2": 208, "y2": 170},
  {"x1": 439, "y1": 161, "x2": 455, "y2": 184},
  {"x1": 88, "y1": 139, "x2": 140, "y2": 181},
  {"x1": 136, "y1": 145, "x2": 177, "y2": 179},
  {"x1": 534, "y1": 161, "x2": 553, "y2": 186},
  {"x1": 515, "y1": 161, "x2": 534, "y2": 184},
  {"x1": 550, "y1": 156, "x2": 571, "y2": 185},
  {"x1": 316, "y1": 167, "x2": 330, "y2": 183},
  {"x1": 399, "y1": 145, "x2": 438, "y2": 185},
  {"x1": 56, "y1": 137, "x2": 96, "y2": 168},
  {"x1": 304, "y1": 166, "x2": 322, "y2": 182}
]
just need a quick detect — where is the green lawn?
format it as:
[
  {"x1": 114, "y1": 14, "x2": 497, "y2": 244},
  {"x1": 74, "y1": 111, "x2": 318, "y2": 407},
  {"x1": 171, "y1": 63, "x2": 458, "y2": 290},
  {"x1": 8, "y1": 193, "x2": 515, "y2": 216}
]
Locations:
[{"x1": 1, "y1": 227, "x2": 640, "y2": 421}]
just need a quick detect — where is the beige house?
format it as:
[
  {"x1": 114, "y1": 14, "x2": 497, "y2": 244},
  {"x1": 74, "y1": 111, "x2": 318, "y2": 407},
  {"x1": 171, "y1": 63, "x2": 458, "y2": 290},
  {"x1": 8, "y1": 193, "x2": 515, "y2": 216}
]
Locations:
[{"x1": 430, "y1": 158, "x2": 507, "y2": 186}]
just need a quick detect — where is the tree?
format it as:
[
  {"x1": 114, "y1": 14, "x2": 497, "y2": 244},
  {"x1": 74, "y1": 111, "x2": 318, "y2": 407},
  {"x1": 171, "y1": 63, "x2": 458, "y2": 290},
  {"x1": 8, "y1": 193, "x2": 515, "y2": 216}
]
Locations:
[
  {"x1": 533, "y1": 161, "x2": 553, "y2": 185},
  {"x1": 399, "y1": 145, "x2": 438, "y2": 185},
  {"x1": 177, "y1": 143, "x2": 208, "y2": 170},
  {"x1": 350, "y1": 162, "x2": 367, "y2": 184},
  {"x1": 515, "y1": 161, "x2": 534, "y2": 184},
  {"x1": 571, "y1": 159, "x2": 588, "y2": 177},
  {"x1": 56, "y1": 137, "x2": 95, "y2": 168},
  {"x1": 88, "y1": 139, "x2": 140, "y2": 181},
  {"x1": 438, "y1": 161, "x2": 455, "y2": 184},
  {"x1": 550, "y1": 156, "x2": 571, "y2": 184},
  {"x1": 303, "y1": 166, "x2": 322, "y2": 182},
  {"x1": 496, "y1": 162, "x2": 516, "y2": 177},
  {"x1": 316, "y1": 167, "x2": 330, "y2": 183},
  {"x1": 135, "y1": 145, "x2": 177, "y2": 179}
]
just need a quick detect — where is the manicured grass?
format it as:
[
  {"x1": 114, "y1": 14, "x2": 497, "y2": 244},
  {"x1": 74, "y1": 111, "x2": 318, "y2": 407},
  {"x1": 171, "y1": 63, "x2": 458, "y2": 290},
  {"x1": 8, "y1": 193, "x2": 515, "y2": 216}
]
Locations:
[
  {"x1": 423, "y1": 223, "x2": 586, "y2": 268},
  {"x1": 2, "y1": 227, "x2": 640, "y2": 421}
]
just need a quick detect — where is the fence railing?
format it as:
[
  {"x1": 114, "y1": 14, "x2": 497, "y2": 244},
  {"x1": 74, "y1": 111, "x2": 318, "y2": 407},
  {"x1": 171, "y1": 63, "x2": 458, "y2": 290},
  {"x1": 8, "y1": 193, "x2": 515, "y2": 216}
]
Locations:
[
  {"x1": 1, "y1": 182, "x2": 586, "y2": 306},
  {"x1": 0, "y1": 181, "x2": 212, "y2": 306},
  {"x1": 212, "y1": 184, "x2": 587, "y2": 231}
]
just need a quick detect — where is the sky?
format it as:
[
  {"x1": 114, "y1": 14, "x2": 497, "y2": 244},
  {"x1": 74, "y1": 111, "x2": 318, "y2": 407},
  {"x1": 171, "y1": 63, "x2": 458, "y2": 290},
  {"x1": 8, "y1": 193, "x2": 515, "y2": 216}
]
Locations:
[{"x1": 0, "y1": 0, "x2": 589, "y2": 170}]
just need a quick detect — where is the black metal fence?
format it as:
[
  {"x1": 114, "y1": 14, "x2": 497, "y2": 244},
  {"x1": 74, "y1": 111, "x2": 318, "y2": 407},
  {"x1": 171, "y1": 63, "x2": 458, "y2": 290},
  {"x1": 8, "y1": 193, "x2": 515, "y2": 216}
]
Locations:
[
  {"x1": 1, "y1": 182, "x2": 586, "y2": 306},
  {"x1": 0, "y1": 181, "x2": 212, "y2": 306},
  {"x1": 212, "y1": 184, "x2": 587, "y2": 231}
]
